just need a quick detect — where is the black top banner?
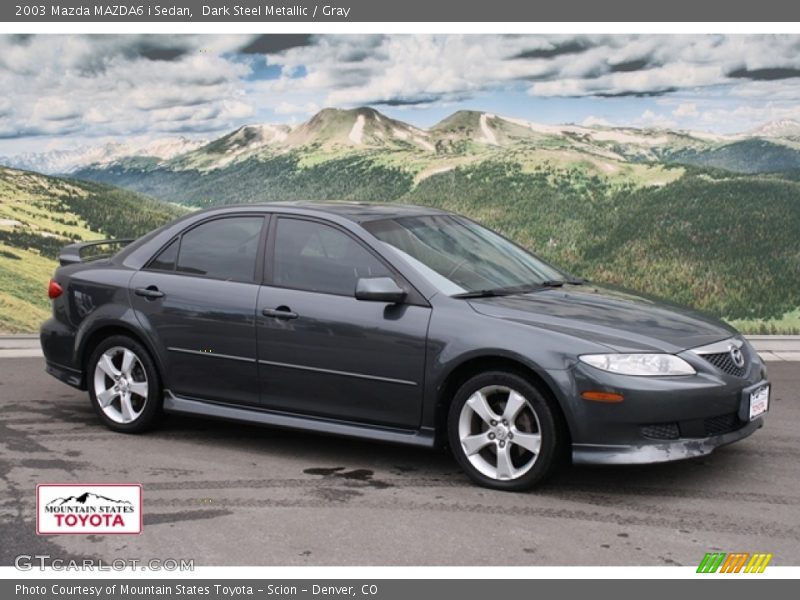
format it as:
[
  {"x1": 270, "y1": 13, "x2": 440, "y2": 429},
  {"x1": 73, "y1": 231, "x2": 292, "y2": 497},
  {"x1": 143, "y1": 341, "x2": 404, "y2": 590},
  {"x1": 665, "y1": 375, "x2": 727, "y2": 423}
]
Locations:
[{"x1": 4, "y1": 0, "x2": 800, "y2": 22}]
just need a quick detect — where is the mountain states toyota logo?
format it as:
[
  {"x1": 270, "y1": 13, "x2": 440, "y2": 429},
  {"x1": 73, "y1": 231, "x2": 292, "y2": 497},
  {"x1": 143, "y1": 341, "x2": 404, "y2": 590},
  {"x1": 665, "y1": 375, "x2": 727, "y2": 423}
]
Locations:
[{"x1": 36, "y1": 484, "x2": 142, "y2": 534}]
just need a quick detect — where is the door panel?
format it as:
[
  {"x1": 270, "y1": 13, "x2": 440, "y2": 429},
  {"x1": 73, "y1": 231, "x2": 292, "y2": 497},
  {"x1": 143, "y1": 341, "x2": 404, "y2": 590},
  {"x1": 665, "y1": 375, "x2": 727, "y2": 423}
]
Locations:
[
  {"x1": 129, "y1": 215, "x2": 265, "y2": 406},
  {"x1": 256, "y1": 286, "x2": 430, "y2": 428},
  {"x1": 130, "y1": 271, "x2": 260, "y2": 406},
  {"x1": 256, "y1": 216, "x2": 430, "y2": 428}
]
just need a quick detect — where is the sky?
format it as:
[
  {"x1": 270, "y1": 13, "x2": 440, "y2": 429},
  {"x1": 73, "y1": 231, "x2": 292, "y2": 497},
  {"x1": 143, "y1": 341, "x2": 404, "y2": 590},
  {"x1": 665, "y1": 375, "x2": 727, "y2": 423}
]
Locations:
[{"x1": 2, "y1": 34, "x2": 800, "y2": 155}]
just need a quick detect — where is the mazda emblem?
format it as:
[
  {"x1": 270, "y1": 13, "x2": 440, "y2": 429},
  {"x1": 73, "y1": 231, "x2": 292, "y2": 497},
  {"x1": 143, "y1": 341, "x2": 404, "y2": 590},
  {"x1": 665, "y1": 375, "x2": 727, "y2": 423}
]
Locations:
[{"x1": 730, "y1": 346, "x2": 745, "y2": 368}]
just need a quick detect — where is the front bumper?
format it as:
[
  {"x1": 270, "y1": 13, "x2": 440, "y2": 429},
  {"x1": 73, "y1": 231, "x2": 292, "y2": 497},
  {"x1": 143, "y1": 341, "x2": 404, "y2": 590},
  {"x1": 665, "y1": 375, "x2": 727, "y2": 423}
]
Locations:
[
  {"x1": 560, "y1": 343, "x2": 769, "y2": 465},
  {"x1": 572, "y1": 416, "x2": 763, "y2": 464}
]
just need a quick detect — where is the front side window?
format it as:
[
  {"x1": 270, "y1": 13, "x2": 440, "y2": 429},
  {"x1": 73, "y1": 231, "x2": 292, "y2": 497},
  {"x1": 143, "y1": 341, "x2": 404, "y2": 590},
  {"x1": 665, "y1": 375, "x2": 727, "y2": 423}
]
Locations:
[
  {"x1": 176, "y1": 217, "x2": 263, "y2": 282},
  {"x1": 272, "y1": 218, "x2": 391, "y2": 295},
  {"x1": 363, "y1": 215, "x2": 565, "y2": 295}
]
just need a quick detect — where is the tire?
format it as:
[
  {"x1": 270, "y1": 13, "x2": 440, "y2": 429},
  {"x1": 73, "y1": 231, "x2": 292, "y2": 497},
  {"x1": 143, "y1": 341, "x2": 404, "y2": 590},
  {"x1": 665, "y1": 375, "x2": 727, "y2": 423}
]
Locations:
[
  {"x1": 447, "y1": 370, "x2": 563, "y2": 491},
  {"x1": 87, "y1": 335, "x2": 162, "y2": 433}
]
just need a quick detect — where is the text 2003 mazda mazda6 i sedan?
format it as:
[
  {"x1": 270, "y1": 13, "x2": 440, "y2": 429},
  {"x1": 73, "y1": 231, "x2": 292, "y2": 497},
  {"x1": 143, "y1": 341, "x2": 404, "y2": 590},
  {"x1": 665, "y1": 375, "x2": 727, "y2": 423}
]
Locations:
[{"x1": 41, "y1": 202, "x2": 770, "y2": 490}]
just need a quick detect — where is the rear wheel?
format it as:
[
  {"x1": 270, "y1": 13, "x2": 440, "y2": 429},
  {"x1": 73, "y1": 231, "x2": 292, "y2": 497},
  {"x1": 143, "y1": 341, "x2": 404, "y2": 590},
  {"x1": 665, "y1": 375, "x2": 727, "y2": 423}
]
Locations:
[
  {"x1": 87, "y1": 335, "x2": 162, "y2": 433},
  {"x1": 447, "y1": 370, "x2": 562, "y2": 491}
]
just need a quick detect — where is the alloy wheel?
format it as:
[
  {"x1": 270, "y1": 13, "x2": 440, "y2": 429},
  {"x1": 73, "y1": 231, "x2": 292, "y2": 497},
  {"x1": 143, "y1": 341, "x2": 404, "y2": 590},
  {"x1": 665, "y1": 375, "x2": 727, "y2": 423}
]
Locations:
[
  {"x1": 457, "y1": 385, "x2": 542, "y2": 481},
  {"x1": 92, "y1": 346, "x2": 149, "y2": 424}
]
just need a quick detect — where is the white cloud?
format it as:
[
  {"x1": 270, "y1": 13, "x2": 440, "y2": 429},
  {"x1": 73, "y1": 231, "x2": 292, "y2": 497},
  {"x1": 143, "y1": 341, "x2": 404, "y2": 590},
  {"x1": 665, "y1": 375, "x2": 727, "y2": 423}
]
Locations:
[
  {"x1": 31, "y1": 98, "x2": 81, "y2": 122},
  {"x1": 698, "y1": 104, "x2": 800, "y2": 130},
  {"x1": 529, "y1": 63, "x2": 725, "y2": 98},
  {"x1": 274, "y1": 101, "x2": 320, "y2": 115},
  {"x1": 0, "y1": 96, "x2": 14, "y2": 118},
  {"x1": 0, "y1": 35, "x2": 257, "y2": 140},
  {"x1": 637, "y1": 109, "x2": 677, "y2": 129},
  {"x1": 259, "y1": 34, "x2": 800, "y2": 105},
  {"x1": 672, "y1": 103, "x2": 699, "y2": 118},
  {"x1": 219, "y1": 100, "x2": 255, "y2": 120},
  {"x1": 264, "y1": 35, "x2": 556, "y2": 107}
]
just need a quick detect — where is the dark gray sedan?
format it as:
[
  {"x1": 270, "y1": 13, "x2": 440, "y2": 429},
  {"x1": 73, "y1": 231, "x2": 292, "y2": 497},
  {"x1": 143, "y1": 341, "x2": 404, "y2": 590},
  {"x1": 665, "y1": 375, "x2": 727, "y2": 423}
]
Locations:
[{"x1": 41, "y1": 202, "x2": 769, "y2": 490}]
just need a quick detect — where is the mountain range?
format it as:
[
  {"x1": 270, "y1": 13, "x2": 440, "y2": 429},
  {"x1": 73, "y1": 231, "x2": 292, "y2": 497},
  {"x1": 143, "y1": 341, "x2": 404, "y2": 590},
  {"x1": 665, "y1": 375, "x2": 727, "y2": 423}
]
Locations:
[
  {"x1": 5, "y1": 108, "x2": 800, "y2": 179},
  {"x1": 2, "y1": 136, "x2": 206, "y2": 176}
]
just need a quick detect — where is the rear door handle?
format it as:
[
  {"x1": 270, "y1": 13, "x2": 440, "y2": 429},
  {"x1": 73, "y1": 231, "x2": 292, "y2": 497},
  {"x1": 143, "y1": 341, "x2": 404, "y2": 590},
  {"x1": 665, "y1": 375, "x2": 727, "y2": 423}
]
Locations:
[
  {"x1": 134, "y1": 286, "x2": 165, "y2": 300},
  {"x1": 262, "y1": 306, "x2": 298, "y2": 320}
]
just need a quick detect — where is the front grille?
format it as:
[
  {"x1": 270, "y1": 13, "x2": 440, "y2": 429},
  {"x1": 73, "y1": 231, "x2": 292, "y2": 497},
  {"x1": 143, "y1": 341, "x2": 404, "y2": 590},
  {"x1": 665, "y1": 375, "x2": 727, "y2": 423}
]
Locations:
[
  {"x1": 701, "y1": 351, "x2": 747, "y2": 378},
  {"x1": 641, "y1": 422, "x2": 680, "y2": 440},
  {"x1": 704, "y1": 413, "x2": 745, "y2": 437}
]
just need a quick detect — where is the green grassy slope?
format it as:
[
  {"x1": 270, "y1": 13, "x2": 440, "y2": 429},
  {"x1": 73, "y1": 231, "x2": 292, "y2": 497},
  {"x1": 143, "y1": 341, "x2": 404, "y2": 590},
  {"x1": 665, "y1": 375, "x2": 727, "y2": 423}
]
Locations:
[{"x1": 0, "y1": 166, "x2": 186, "y2": 333}]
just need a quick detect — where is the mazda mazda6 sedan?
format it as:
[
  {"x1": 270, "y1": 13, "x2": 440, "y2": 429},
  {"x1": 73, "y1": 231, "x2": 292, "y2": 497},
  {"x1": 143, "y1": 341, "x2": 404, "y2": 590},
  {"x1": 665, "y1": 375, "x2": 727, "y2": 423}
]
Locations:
[{"x1": 41, "y1": 202, "x2": 770, "y2": 490}]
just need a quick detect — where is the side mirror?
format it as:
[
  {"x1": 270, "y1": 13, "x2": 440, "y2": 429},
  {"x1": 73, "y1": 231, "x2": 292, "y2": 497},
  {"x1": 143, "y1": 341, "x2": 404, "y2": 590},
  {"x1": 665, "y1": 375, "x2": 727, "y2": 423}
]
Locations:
[{"x1": 355, "y1": 277, "x2": 407, "y2": 304}]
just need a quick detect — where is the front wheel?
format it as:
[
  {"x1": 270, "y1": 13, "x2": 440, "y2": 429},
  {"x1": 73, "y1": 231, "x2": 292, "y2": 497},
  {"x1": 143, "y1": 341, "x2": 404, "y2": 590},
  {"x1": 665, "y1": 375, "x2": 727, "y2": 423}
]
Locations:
[
  {"x1": 87, "y1": 335, "x2": 162, "y2": 433},
  {"x1": 447, "y1": 371, "x2": 563, "y2": 491}
]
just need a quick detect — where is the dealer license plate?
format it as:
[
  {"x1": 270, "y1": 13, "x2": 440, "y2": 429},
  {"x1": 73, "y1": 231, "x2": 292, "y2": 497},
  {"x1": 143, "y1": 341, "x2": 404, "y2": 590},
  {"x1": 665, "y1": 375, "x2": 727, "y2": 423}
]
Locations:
[{"x1": 749, "y1": 385, "x2": 770, "y2": 421}]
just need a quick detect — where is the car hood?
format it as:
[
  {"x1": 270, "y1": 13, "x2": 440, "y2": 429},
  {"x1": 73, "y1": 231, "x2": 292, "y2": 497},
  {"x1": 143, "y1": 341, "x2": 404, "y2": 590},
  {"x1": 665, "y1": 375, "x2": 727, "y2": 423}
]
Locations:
[{"x1": 467, "y1": 284, "x2": 738, "y2": 353}]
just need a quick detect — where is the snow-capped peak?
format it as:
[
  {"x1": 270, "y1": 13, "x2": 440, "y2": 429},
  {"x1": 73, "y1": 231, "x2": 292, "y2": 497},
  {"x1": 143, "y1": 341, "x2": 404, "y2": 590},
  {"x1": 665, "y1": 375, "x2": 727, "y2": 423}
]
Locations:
[
  {"x1": 135, "y1": 136, "x2": 208, "y2": 159},
  {"x1": 1, "y1": 136, "x2": 207, "y2": 174},
  {"x1": 750, "y1": 119, "x2": 800, "y2": 138},
  {"x1": 223, "y1": 124, "x2": 290, "y2": 148}
]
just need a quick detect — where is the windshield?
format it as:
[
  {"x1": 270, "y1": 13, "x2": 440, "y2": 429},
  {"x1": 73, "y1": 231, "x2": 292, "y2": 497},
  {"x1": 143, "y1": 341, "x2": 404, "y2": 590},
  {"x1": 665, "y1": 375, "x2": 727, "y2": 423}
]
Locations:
[{"x1": 362, "y1": 215, "x2": 567, "y2": 296}]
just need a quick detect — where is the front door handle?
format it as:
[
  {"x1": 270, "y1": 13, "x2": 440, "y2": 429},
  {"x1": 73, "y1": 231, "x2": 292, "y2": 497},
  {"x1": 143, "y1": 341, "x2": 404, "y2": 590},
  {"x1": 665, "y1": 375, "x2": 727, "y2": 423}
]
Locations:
[
  {"x1": 262, "y1": 306, "x2": 298, "y2": 320},
  {"x1": 134, "y1": 286, "x2": 165, "y2": 300}
]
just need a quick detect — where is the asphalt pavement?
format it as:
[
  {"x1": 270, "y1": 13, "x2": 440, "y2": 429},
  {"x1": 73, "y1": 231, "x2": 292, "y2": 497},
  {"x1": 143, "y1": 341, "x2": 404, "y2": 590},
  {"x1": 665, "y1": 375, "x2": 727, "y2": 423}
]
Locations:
[{"x1": 1, "y1": 357, "x2": 798, "y2": 566}]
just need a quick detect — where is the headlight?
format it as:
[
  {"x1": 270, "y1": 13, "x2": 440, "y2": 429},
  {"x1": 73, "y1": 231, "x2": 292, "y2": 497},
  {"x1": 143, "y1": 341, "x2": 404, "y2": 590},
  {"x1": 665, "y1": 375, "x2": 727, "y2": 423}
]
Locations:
[{"x1": 579, "y1": 353, "x2": 696, "y2": 376}]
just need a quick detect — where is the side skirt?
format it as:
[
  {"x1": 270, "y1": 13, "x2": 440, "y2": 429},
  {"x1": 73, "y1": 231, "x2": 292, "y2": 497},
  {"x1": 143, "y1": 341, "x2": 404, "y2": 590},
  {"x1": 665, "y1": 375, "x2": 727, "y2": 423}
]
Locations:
[{"x1": 163, "y1": 391, "x2": 436, "y2": 448}]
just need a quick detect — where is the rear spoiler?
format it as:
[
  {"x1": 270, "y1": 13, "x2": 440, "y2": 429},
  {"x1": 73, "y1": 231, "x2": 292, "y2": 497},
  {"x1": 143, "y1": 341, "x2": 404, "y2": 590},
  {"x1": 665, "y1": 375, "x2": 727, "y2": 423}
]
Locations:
[{"x1": 58, "y1": 239, "x2": 135, "y2": 266}]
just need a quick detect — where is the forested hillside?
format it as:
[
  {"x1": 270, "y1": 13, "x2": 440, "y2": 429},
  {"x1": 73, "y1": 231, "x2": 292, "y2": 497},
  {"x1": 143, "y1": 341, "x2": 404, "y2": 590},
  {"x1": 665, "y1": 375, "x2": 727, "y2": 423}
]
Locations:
[{"x1": 401, "y1": 164, "x2": 800, "y2": 331}]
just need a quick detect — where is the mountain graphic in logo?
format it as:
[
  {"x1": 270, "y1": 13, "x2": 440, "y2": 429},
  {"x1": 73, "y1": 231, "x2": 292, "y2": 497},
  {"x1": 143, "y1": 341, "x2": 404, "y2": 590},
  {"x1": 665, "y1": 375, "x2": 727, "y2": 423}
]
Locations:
[
  {"x1": 38, "y1": 484, "x2": 142, "y2": 534},
  {"x1": 46, "y1": 492, "x2": 133, "y2": 507}
]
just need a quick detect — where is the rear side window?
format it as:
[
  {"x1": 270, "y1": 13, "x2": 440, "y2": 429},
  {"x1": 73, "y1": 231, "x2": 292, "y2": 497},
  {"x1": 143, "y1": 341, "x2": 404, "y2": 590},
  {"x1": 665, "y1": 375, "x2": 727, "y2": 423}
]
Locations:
[
  {"x1": 272, "y1": 218, "x2": 391, "y2": 295},
  {"x1": 148, "y1": 238, "x2": 179, "y2": 272},
  {"x1": 176, "y1": 217, "x2": 263, "y2": 282}
]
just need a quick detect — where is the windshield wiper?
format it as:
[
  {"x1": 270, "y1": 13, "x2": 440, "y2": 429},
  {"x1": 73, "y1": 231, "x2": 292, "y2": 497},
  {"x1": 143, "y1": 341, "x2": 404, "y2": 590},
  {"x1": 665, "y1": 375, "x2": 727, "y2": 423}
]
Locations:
[
  {"x1": 451, "y1": 288, "x2": 518, "y2": 298},
  {"x1": 452, "y1": 283, "x2": 543, "y2": 298},
  {"x1": 540, "y1": 277, "x2": 587, "y2": 287},
  {"x1": 452, "y1": 278, "x2": 587, "y2": 298}
]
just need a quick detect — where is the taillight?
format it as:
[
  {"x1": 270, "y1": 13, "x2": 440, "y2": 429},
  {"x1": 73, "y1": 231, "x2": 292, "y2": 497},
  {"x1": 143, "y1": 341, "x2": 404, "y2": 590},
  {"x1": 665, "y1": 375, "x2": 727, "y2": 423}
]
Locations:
[{"x1": 47, "y1": 279, "x2": 63, "y2": 299}]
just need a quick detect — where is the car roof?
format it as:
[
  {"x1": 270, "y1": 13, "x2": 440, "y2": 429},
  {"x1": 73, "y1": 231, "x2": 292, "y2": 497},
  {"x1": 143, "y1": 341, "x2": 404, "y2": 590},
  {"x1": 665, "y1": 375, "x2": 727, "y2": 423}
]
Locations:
[{"x1": 217, "y1": 201, "x2": 451, "y2": 223}]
